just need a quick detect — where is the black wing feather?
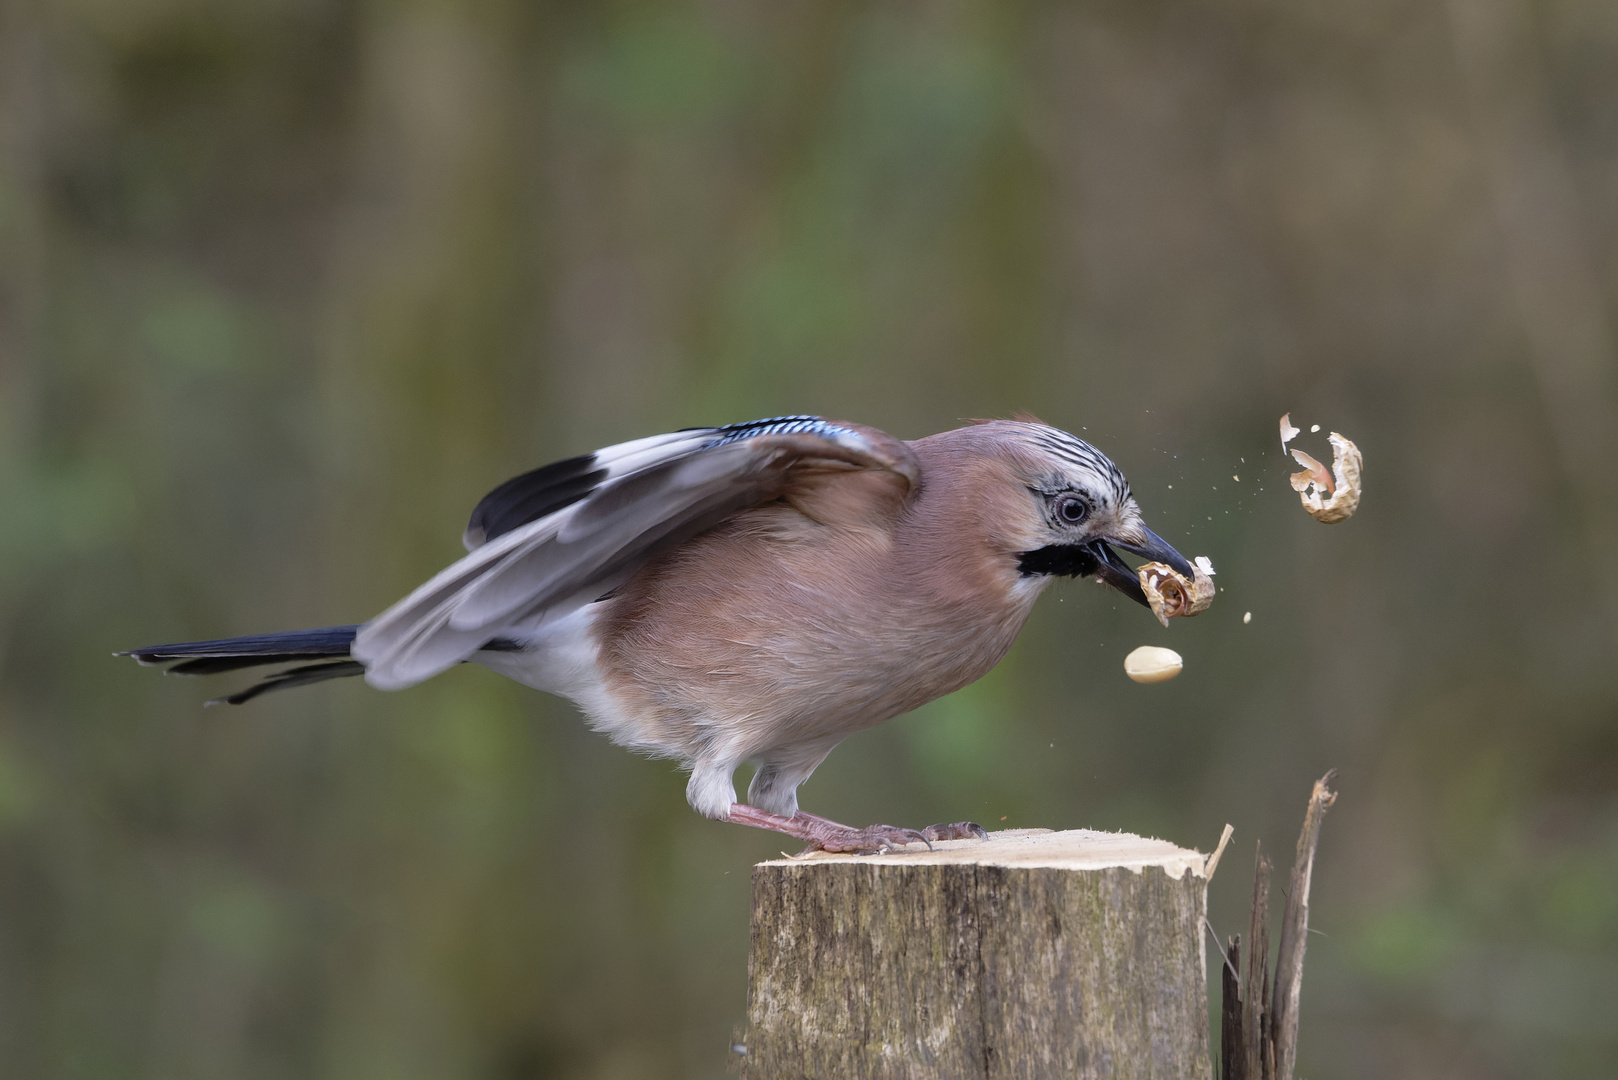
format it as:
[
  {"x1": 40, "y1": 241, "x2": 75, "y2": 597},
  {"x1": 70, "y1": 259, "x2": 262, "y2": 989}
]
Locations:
[{"x1": 465, "y1": 454, "x2": 608, "y2": 548}]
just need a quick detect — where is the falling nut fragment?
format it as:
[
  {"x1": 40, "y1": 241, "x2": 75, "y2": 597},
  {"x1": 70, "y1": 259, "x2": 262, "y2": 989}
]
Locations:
[
  {"x1": 1137, "y1": 559, "x2": 1216, "y2": 628},
  {"x1": 1279, "y1": 413, "x2": 1301, "y2": 451},
  {"x1": 1288, "y1": 430, "x2": 1363, "y2": 524},
  {"x1": 1125, "y1": 645, "x2": 1183, "y2": 683}
]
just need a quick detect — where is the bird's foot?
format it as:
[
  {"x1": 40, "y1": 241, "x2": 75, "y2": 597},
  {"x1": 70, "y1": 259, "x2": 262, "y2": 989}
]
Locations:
[
  {"x1": 921, "y1": 821, "x2": 990, "y2": 842},
  {"x1": 800, "y1": 822, "x2": 932, "y2": 855},
  {"x1": 725, "y1": 805, "x2": 988, "y2": 855}
]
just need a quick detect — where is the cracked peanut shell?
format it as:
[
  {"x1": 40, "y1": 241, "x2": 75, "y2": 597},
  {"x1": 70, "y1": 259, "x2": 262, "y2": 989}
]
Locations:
[
  {"x1": 1288, "y1": 431, "x2": 1362, "y2": 524},
  {"x1": 1137, "y1": 561, "x2": 1216, "y2": 628}
]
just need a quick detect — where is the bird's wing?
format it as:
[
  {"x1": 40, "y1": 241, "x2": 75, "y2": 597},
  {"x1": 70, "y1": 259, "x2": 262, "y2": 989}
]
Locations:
[{"x1": 354, "y1": 416, "x2": 918, "y2": 689}]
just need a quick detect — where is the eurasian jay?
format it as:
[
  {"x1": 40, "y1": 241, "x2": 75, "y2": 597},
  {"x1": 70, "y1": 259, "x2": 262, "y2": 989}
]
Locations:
[{"x1": 125, "y1": 416, "x2": 1195, "y2": 852}]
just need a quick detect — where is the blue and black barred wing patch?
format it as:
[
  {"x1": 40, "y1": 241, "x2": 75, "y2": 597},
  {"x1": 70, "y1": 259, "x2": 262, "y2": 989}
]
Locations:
[{"x1": 697, "y1": 415, "x2": 858, "y2": 448}]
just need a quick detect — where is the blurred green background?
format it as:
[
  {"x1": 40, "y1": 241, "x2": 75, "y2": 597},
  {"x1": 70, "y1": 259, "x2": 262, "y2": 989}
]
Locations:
[{"x1": 3, "y1": 0, "x2": 1617, "y2": 1076}]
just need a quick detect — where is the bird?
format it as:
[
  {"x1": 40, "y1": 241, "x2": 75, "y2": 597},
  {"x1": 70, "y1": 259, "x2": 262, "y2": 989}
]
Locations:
[{"x1": 123, "y1": 415, "x2": 1195, "y2": 853}]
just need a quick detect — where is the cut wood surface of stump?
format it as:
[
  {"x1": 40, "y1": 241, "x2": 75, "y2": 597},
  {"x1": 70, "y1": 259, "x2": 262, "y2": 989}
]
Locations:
[{"x1": 741, "y1": 828, "x2": 1212, "y2": 1080}]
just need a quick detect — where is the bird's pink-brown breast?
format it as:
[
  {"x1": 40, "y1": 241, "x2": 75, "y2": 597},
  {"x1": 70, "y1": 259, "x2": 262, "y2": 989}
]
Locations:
[{"x1": 589, "y1": 427, "x2": 1051, "y2": 761}]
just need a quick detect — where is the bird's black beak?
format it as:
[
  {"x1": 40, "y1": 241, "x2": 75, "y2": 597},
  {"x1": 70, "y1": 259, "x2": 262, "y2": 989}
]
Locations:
[{"x1": 1085, "y1": 526, "x2": 1195, "y2": 609}]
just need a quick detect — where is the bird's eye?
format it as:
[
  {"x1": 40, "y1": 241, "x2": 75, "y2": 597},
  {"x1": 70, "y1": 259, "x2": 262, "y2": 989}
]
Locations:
[{"x1": 1056, "y1": 495, "x2": 1088, "y2": 524}]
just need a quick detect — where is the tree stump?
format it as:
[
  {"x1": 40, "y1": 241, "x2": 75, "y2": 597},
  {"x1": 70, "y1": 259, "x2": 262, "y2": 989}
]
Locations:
[{"x1": 741, "y1": 828, "x2": 1212, "y2": 1080}]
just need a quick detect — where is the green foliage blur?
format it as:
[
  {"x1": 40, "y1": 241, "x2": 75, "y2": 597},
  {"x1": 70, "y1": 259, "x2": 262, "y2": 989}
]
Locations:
[{"x1": 3, "y1": 1, "x2": 1616, "y2": 1077}]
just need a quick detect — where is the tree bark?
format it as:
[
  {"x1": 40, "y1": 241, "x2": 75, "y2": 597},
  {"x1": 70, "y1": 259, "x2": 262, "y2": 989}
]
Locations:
[{"x1": 741, "y1": 828, "x2": 1212, "y2": 1080}]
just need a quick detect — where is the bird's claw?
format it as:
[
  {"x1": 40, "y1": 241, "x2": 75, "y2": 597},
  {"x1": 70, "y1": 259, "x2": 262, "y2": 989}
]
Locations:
[
  {"x1": 798, "y1": 823, "x2": 934, "y2": 855},
  {"x1": 733, "y1": 805, "x2": 978, "y2": 856}
]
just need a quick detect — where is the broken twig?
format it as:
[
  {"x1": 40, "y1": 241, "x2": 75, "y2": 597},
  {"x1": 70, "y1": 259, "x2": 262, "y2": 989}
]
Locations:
[{"x1": 1220, "y1": 771, "x2": 1338, "y2": 1080}]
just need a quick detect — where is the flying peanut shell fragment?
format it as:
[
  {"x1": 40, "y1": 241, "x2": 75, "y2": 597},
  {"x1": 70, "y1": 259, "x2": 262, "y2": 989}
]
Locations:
[
  {"x1": 1137, "y1": 560, "x2": 1216, "y2": 628},
  {"x1": 1279, "y1": 413, "x2": 1301, "y2": 450},
  {"x1": 1287, "y1": 431, "x2": 1362, "y2": 524}
]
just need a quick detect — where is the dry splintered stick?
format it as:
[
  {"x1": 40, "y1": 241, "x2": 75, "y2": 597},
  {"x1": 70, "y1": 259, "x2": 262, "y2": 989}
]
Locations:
[
  {"x1": 1279, "y1": 413, "x2": 1363, "y2": 524},
  {"x1": 1221, "y1": 771, "x2": 1338, "y2": 1080},
  {"x1": 1137, "y1": 555, "x2": 1217, "y2": 628}
]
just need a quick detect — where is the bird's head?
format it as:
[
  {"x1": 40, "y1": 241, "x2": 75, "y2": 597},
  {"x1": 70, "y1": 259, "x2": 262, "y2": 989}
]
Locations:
[{"x1": 961, "y1": 420, "x2": 1195, "y2": 609}]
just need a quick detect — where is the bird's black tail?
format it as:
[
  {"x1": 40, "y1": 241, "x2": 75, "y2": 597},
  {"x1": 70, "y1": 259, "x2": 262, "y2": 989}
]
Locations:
[{"x1": 120, "y1": 625, "x2": 364, "y2": 706}]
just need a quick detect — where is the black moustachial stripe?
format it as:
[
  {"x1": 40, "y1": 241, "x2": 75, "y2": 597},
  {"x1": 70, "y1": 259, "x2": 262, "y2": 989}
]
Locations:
[
  {"x1": 1016, "y1": 544, "x2": 1101, "y2": 579},
  {"x1": 466, "y1": 453, "x2": 609, "y2": 546}
]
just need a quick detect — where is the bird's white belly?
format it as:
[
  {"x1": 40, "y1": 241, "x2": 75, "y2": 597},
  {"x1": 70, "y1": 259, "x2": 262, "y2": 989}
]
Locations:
[{"x1": 469, "y1": 604, "x2": 659, "y2": 754}]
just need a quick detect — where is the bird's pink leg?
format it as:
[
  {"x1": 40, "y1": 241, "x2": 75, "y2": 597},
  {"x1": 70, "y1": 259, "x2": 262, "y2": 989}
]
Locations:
[
  {"x1": 726, "y1": 805, "x2": 987, "y2": 855},
  {"x1": 726, "y1": 804, "x2": 928, "y2": 854}
]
